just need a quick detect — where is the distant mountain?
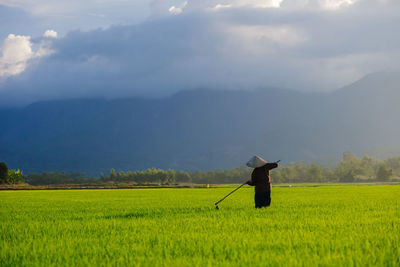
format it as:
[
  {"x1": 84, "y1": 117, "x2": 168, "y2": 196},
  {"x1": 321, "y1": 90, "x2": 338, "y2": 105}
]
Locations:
[{"x1": 1, "y1": 72, "x2": 399, "y2": 175}]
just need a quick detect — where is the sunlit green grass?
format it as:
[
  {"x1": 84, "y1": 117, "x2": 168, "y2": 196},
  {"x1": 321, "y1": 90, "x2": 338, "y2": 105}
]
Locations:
[{"x1": 1, "y1": 186, "x2": 399, "y2": 266}]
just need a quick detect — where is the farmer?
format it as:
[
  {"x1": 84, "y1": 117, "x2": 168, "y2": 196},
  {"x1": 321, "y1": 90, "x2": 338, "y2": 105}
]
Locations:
[{"x1": 246, "y1": 156, "x2": 279, "y2": 208}]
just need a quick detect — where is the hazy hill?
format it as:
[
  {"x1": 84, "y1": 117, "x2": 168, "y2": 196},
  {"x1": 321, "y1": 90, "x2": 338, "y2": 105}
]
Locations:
[{"x1": 0, "y1": 72, "x2": 399, "y2": 175}]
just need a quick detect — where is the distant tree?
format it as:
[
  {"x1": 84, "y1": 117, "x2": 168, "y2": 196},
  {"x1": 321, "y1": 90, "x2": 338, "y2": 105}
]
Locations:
[
  {"x1": 190, "y1": 170, "x2": 203, "y2": 184},
  {"x1": 0, "y1": 162, "x2": 8, "y2": 184},
  {"x1": 163, "y1": 169, "x2": 176, "y2": 184},
  {"x1": 27, "y1": 173, "x2": 50, "y2": 185},
  {"x1": 321, "y1": 168, "x2": 335, "y2": 182},
  {"x1": 358, "y1": 154, "x2": 377, "y2": 177},
  {"x1": 99, "y1": 172, "x2": 106, "y2": 181},
  {"x1": 338, "y1": 170, "x2": 355, "y2": 182},
  {"x1": 26, "y1": 171, "x2": 89, "y2": 185},
  {"x1": 175, "y1": 171, "x2": 191, "y2": 183},
  {"x1": 7, "y1": 169, "x2": 25, "y2": 184},
  {"x1": 271, "y1": 170, "x2": 283, "y2": 183},
  {"x1": 280, "y1": 163, "x2": 296, "y2": 183},
  {"x1": 109, "y1": 169, "x2": 117, "y2": 181},
  {"x1": 117, "y1": 171, "x2": 126, "y2": 182},
  {"x1": 343, "y1": 150, "x2": 358, "y2": 163},
  {"x1": 385, "y1": 157, "x2": 400, "y2": 177},
  {"x1": 294, "y1": 163, "x2": 307, "y2": 182},
  {"x1": 308, "y1": 164, "x2": 323, "y2": 182},
  {"x1": 376, "y1": 165, "x2": 392, "y2": 181}
]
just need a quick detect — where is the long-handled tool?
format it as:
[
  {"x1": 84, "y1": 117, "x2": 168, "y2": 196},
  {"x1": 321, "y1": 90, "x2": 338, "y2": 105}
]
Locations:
[{"x1": 215, "y1": 181, "x2": 248, "y2": 209}]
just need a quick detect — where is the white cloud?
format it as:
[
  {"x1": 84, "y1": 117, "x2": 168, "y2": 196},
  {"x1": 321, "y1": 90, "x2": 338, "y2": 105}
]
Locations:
[
  {"x1": 184, "y1": 0, "x2": 358, "y2": 12},
  {"x1": 0, "y1": 34, "x2": 34, "y2": 77},
  {"x1": 43, "y1": 30, "x2": 58, "y2": 38},
  {"x1": 214, "y1": 0, "x2": 283, "y2": 8},
  {"x1": 168, "y1": 6, "x2": 182, "y2": 14},
  {"x1": 280, "y1": 0, "x2": 358, "y2": 10},
  {"x1": 321, "y1": 0, "x2": 356, "y2": 9},
  {"x1": 245, "y1": 0, "x2": 283, "y2": 8},
  {"x1": 184, "y1": 0, "x2": 283, "y2": 11},
  {"x1": 169, "y1": 1, "x2": 188, "y2": 14},
  {"x1": 212, "y1": 4, "x2": 231, "y2": 10},
  {"x1": 0, "y1": 30, "x2": 56, "y2": 78}
]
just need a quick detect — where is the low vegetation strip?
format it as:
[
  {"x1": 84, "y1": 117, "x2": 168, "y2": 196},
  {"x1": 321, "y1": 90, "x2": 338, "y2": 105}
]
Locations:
[
  {"x1": 1, "y1": 185, "x2": 399, "y2": 266},
  {"x1": 0, "y1": 183, "x2": 196, "y2": 190},
  {"x1": 1, "y1": 182, "x2": 399, "y2": 190}
]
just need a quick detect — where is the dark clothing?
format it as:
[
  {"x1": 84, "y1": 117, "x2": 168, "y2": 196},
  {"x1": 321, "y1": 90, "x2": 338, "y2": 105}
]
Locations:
[
  {"x1": 255, "y1": 191, "x2": 271, "y2": 208},
  {"x1": 248, "y1": 163, "x2": 278, "y2": 193},
  {"x1": 248, "y1": 163, "x2": 278, "y2": 208}
]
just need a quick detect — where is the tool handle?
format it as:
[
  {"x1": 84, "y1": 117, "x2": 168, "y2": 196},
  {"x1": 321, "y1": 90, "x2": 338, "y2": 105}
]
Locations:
[{"x1": 214, "y1": 181, "x2": 247, "y2": 206}]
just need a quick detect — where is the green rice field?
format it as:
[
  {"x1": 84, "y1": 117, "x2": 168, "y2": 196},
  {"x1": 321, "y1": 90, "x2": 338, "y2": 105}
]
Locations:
[{"x1": 1, "y1": 185, "x2": 399, "y2": 266}]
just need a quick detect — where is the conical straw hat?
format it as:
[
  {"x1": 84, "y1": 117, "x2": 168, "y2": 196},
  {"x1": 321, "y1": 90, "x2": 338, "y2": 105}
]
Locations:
[{"x1": 246, "y1": 155, "x2": 268, "y2": 168}]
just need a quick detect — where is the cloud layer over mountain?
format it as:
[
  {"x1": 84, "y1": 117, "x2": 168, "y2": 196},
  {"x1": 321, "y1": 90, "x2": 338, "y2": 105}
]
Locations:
[{"x1": 0, "y1": 0, "x2": 399, "y2": 106}]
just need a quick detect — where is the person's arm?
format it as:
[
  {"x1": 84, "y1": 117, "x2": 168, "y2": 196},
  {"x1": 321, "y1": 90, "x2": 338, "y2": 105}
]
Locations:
[{"x1": 265, "y1": 162, "x2": 279, "y2": 170}]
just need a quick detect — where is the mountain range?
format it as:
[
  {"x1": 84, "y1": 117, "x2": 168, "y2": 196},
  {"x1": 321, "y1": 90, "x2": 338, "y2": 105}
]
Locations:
[{"x1": 1, "y1": 72, "x2": 399, "y2": 175}]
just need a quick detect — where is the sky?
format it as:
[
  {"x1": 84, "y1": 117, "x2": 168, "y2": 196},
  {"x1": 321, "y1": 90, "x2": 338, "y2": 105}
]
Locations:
[{"x1": 0, "y1": 0, "x2": 399, "y2": 106}]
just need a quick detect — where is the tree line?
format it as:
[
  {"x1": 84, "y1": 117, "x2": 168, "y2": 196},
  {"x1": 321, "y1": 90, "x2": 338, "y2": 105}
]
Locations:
[{"x1": 1, "y1": 151, "x2": 400, "y2": 185}]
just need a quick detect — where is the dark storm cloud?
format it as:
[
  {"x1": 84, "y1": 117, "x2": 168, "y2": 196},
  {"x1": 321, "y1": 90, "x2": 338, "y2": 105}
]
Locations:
[{"x1": 0, "y1": 0, "x2": 400, "y2": 106}]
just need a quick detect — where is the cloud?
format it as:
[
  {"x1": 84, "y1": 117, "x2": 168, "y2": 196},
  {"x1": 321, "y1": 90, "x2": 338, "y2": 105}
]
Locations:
[
  {"x1": 0, "y1": 0, "x2": 399, "y2": 106},
  {"x1": 0, "y1": 34, "x2": 34, "y2": 77},
  {"x1": 0, "y1": 30, "x2": 56, "y2": 79},
  {"x1": 169, "y1": 1, "x2": 188, "y2": 15},
  {"x1": 43, "y1": 30, "x2": 58, "y2": 38},
  {"x1": 181, "y1": 0, "x2": 357, "y2": 11},
  {"x1": 280, "y1": 0, "x2": 356, "y2": 9}
]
